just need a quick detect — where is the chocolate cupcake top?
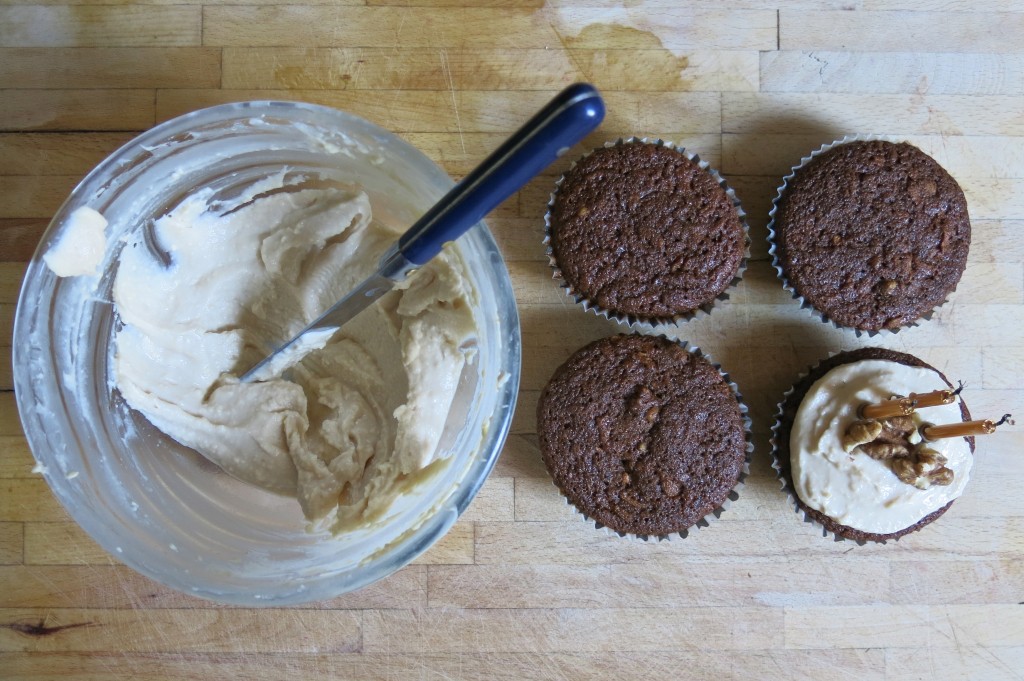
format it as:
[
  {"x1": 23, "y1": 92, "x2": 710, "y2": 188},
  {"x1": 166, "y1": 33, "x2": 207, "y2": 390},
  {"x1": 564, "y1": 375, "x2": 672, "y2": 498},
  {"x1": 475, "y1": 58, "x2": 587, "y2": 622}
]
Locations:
[
  {"x1": 548, "y1": 141, "x2": 745, "y2": 324},
  {"x1": 773, "y1": 140, "x2": 971, "y2": 332},
  {"x1": 773, "y1": 347, "x2": 974, "y2": 543},
  {"x1": 537, "y1": 334, "x2": 747, "y2": 537}
]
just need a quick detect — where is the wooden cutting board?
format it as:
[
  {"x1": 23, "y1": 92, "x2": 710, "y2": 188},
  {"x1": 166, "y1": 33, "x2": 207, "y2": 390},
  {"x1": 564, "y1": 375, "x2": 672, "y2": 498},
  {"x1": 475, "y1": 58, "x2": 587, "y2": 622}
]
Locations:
[{"x1": 1, "y1": 2, "x2": 1023, "y2": 679}]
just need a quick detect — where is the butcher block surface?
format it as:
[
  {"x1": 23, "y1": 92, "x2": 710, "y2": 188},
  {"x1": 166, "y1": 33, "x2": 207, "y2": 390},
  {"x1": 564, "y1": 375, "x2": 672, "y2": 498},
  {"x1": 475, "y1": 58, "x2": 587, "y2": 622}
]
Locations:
[{"x1": 2, "y1": 1, "x2": 1023, "y2": 679}]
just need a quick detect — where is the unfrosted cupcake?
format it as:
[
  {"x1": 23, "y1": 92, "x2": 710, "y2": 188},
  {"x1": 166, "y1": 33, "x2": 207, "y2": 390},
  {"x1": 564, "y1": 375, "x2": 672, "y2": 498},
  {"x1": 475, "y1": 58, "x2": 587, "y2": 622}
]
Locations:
[
  {"x1": 537, "y1": 334, "x2": 750, "y2": 539},
  {"x1": 545, "y1": 139, "x2": 747, "y2": 326},
  {"x1": 769, "y1": 139, "x2": 971, "y2": 333},
  {"x1": 771, "y1": 347, "x2": 975, "y2": 543}
]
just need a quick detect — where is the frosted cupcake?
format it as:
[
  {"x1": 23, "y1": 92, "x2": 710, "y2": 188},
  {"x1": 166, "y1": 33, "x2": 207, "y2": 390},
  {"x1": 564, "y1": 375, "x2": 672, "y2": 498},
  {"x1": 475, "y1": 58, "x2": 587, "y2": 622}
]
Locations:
[
  {"x1": 769, "y1": 139, "x2": 970, "y2": 334},
  {"x1": 772, "y1": 348, "x2": 976, "y2": 543},
  {"x1": 545, "y1": 139, "x2": 747, "y2": 327},
  {"x1": 537, "y1": 334, "x2": 750, "y2": 539}
]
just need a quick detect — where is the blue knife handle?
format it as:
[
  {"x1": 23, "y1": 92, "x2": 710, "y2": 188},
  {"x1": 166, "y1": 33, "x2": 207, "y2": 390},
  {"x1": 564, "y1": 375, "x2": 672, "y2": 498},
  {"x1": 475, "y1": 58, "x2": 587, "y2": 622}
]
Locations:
[{"x1": 397, "y1": 83, "x2": 605, "y2": 265}]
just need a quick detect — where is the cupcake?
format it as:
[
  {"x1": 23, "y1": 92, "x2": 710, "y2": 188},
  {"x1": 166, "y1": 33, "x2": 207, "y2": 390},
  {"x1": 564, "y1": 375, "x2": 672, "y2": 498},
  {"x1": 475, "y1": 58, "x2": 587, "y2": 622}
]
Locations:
[
  {"x1": 537, "y1": 334, "x2": 750, "y2": 539},
  {"x1": 545, "y1": 139, "x2": 748, "y2": 326},
  {"x1": 771, "y1": 347, "x2": 975, "y2": 543},
  {"x1": 769, "y1": 139, "x2": 971, "y2": 333}
]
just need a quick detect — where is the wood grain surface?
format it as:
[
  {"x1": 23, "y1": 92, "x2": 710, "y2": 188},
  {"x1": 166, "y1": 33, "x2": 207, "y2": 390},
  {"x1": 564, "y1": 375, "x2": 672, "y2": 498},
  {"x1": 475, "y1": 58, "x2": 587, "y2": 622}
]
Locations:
[{"x1": 2, "y1": 1, "x2": 1023, "y2": 679}]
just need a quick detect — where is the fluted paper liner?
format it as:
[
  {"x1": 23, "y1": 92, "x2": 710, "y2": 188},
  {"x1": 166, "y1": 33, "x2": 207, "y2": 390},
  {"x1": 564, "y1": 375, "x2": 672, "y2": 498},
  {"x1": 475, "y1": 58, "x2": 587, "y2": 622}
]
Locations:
[
  {"x1": 546, "y1": 335, "x2": 753, "y2": 542},
  {"x1": 766, "y1": 134, "x2": 965, "y2": 337},
  {"x1": 544, "y1": 137, "x2": 749, "y2": 329}
]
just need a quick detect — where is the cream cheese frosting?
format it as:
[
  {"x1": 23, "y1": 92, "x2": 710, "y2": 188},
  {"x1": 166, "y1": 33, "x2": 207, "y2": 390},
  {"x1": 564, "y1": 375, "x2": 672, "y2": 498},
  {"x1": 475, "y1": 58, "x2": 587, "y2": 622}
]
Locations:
[
  {"x1": 790, "y1": 359, "x2": 972, "y2": 535},
  {"x1": 104, "y1": 174, "x2": 477, "y2": 532},
  {"x1": 43, "y1": 206, "x2": 108, "y2": 277}
]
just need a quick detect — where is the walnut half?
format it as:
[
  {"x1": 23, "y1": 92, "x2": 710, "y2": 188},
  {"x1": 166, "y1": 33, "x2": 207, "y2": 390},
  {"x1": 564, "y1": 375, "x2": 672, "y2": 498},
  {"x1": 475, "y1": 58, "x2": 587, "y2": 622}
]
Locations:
[
  {"x1": 860, "y1": 442, "x2": 910, "y2": 460},
  {"x1": 883, "y1": 415, "x2": 915, "y2": 437},
  {"x1": 891, "y1": 448, "x2": 955, "y2": 489},
  {"x1": 842, "y1": 419, "x2": 883, "y2": 453}
]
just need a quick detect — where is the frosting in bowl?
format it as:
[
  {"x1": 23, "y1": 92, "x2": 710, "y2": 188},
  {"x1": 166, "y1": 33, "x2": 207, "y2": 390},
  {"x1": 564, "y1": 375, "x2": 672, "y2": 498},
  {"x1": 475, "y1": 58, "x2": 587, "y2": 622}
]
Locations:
[
  {"x1": 91, "y1": 173, "x2": 477, "y2": 532},
  {"x1": 43, "y1": 207, "x2": 108, "y2": 277}
]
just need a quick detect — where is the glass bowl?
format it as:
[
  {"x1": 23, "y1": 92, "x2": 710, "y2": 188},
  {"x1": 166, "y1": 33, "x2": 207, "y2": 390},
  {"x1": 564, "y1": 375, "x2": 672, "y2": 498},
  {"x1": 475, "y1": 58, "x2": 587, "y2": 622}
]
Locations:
[{"x1": 12, "y1": 101, "x2": 521, "y2": 606}]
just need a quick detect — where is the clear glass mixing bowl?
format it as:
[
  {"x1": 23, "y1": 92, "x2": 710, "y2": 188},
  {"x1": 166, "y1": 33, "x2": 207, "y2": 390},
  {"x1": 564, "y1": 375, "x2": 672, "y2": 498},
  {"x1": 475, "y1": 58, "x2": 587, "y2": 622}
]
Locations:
[{"x1": 12, "y1": 101, "x2": 521, "y2": 606}]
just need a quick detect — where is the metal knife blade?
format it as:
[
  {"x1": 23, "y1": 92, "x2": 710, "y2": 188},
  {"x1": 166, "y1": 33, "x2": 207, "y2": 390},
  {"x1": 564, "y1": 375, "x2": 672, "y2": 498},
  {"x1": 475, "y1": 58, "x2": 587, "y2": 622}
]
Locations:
[{"x1": 239, "y1": 245, "x2": 415, "y2": 382}]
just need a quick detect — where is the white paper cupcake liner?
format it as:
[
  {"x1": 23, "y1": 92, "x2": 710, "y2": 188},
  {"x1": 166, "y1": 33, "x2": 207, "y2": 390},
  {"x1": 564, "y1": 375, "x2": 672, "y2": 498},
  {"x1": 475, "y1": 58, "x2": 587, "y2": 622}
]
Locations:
[
  {"x1": 549, "y1": 334, "x2": 753, "y2": 542},
  {"x1": 543, "y1": 137, "x2": 750, "y2": 329},
  {"x1": 768, "y1": 348, "x2": 971, "y2": 546},
  {"x1": 766, "y1": 134, "x2": 963, "y2": 338}
]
